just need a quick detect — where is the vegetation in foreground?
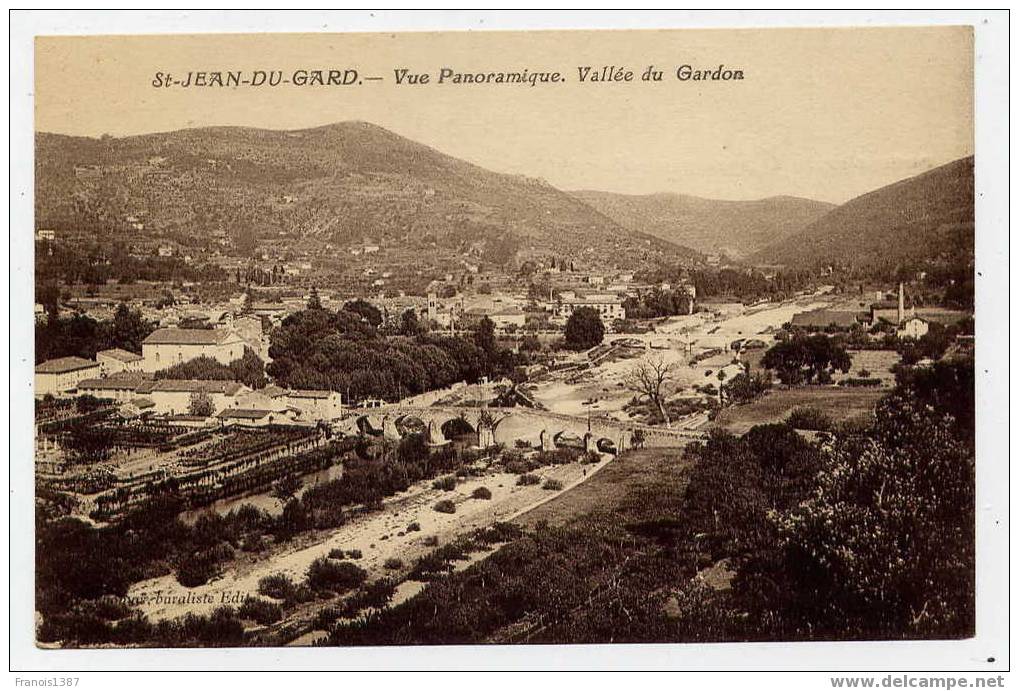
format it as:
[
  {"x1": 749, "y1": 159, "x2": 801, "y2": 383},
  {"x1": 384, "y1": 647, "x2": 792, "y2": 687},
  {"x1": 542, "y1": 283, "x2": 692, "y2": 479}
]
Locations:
[{"x1": 326, "y1": 358, "x2": 974, "y2": 645}]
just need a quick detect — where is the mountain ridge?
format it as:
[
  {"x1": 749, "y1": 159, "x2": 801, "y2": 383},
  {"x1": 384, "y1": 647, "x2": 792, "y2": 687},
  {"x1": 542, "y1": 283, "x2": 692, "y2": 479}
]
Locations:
[
  {"x1": 35, "y1": 121, "x2": 701, "y2": 268},
  {"x1": 571, "y1": 189, "x2": 835, "y2": 259},
  {"x1": 752, "y1": 156, "x2": 974, "y2": 271}
]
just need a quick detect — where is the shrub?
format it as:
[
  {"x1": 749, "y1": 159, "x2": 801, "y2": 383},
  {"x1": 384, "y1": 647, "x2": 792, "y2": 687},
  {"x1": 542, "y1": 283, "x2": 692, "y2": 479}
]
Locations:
[
  {"x1": 432, "y1": 476, "x2": 457, "y2": 491},
  {"x1": 328, "y1": 548, "x2": 347, "y2": 560},
  {"x1": 406, "y1": 522, "x2": 421, "y2": 532},
  {"x1": 433, "y1": 499, "x2": 457, "y2": 514},
  {"x1": 422, "y1": 535, "x2": 439, "y2": 547},
  {"x1": 312, "y1": 607, "x2": 340, "y2": 631},
  {"x1": 306, "y1": 557, "x2": 367, "y2": 593},
  {"x1": 238, "y1": 596, "x2": 283, "y2": 626},
  {"x1": 516, "y1": 473, "x2": 541, "y2": 486},
  {"x1": 175, "y1": 552, "x2": 219, "y2": 588},
  {"x1": 786, "y1": 407, "x2": 834, "y2": 431},
  {"x1": 471, "y1": 486, "x2": 493, "y2": 500},
  {"x1": 257, "y1": 573, "x2": 296, "y2": 601},
  {"x1": 339, "y1": 579, "x2": 398, "y2": 618},
  {"x1": 542, "y1": 478, "x2": 564, "y2": 491},
  {"x1": 383, "y1": 558, "x2": 404, "y2": 570},
  {"x1": 346, "y1": 549, "x2": 363, "y2": 560}
]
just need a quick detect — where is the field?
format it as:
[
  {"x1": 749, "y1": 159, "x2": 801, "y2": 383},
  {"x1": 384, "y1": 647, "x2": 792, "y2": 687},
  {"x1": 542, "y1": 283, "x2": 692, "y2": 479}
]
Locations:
[
  {"x1": 710, "y1": 386, "x2": 885, "y2": 434},
  {"x1": 515, "y1": 446, "x2": 694, "y2": 529}
]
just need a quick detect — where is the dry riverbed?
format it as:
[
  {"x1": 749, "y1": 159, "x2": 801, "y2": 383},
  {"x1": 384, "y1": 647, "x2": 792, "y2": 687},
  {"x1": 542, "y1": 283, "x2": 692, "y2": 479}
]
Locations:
[{"x1": 127, "y1": 455, "x2": 612, "y2": 623}]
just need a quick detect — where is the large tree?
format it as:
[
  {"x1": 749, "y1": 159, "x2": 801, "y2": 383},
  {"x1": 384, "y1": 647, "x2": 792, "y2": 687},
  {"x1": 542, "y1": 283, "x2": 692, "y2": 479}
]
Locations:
[
  {"x1": 564, "y1": 307, "x2": 605, "y2": 351},
  {"x1": 761, "y1": 334, "x2": 851, "y2": 384},
  {"x1": 625, "y1": 355, "x2": 676, "y2": 426}
]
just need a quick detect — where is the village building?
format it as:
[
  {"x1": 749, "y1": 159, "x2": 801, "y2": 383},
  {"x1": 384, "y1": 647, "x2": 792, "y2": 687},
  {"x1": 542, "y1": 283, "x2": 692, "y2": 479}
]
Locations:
[
  {"x1": 897, "y1": 316, "x2": 931, "y2": 340},
  {"x1": 135, "y1": 379, "x2": 248, "y2": 415},
  {"x1": 789, "y1": 309, "x2": 859, "y2": 331},
  {"x1": 217, "y1": 407, "x2": 297, "y2": 427},
  {"x1": 554, "y1": 293, "x2": 626, "y2": 322},
  {"x1": 77, "y1": 372, "x2": 153, "y2": 403},
  {"x1": 463, "y1": 305, "x2": 527, "y2": 331},
  {"x1": 140, "y1": 328, "x2": 247, "y2": 372},
  {"x1": 35, "y1": 357, "x2": 102, "y2": 396},
  {"x1": 96, "y1": 348, "x2": 144, "y2": 376}
]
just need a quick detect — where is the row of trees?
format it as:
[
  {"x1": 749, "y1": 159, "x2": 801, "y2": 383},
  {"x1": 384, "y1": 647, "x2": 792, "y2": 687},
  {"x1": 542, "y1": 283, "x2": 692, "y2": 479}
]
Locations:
[
  {"x1": 35, "y1": 303, "x2": 154, "y2": 363},
  {"x1": 154, "y1": 349, "x2": 268, "y2": 389},
  {"x1": 266, "y1": 305, "x2": 517, "y2": 401}
]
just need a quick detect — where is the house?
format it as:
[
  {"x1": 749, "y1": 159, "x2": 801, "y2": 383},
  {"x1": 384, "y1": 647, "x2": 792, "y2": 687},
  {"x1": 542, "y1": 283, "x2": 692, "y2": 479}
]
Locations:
[
  {"x1": 217, "y1": 408, "x2": 295, "y2": 428},
  {"x1": 35, "y1": 357, "x2": 101, "y2": 396},
  {"x1": 135, "y1": 379, "x2": 248, "y2": 415},
  {"x1": 555, "y1": 293, "x2": 626, "y2": 322},
  {"x1": 96, "y1": 348, "x2": 144, "y2": 376},
  {"x1": 897, "y1": 317, "x2": 930, "y2": 340},
  {"x1": 463, "y1": 305, "x2": 527, "y2": 331},
  {"x1": 77, "y1": 372, "x2": 153, "y2": 403},
  {"x1": 141, "y1": 328, "x2": 247, "y2": 372},
  {"x1": 789, "y1": 309, "x2": 859, "y2": 331},
  {"x1": 281, "y1": 389, "x2": 344, "y2": 420}
]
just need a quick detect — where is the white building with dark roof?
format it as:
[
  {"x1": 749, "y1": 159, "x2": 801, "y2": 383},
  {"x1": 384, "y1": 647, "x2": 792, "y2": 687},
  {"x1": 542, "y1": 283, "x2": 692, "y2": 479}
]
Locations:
[
  {"x1": 141, "y1": 328, "x2": 246, "y2": 371},
  {"x1": 135, "y1": 379, "x2": 248, "y2": 415},
  {"x1": 96, "y1": 348, "x2": 144, "y2": 376},
  {"x1": 35, "y1": 357, "x2": 101, "y2": 396}
]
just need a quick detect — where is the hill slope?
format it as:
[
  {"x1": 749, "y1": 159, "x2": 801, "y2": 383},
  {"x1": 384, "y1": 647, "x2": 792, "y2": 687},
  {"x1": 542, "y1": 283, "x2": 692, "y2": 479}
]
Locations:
[
  {"x1": 753, "y1": 157, "x2": 974, "y2": 270},
  {"x1": 571, "y1": 191, "x2": 834, "y2": 259},
  {"x1": 35, "y1": 122, "x2": 697, "y2": 267}
]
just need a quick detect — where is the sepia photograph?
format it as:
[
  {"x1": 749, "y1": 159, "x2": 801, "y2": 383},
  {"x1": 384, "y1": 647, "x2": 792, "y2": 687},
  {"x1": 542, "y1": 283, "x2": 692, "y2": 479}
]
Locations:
[{"x1": 9, "y1": 9, "x2": 1010, "y2": 677}]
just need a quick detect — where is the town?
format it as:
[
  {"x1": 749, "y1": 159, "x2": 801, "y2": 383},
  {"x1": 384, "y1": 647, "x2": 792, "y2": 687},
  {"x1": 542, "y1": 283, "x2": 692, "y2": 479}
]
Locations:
[{"x1": 32, "y1": 121, "x2": 976, "y2": 651}]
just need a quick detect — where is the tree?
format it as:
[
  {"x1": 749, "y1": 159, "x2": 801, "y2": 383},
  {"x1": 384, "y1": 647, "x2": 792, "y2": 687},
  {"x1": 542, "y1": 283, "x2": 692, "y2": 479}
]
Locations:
[
  {"x1": 625, "y1": 355, "x2": 676, "y2": 426},
  {"x1": 474, "y1": 316, "x2": 496, "y2": 353},
  {"x1": 307, "y1": 287, "x2": 323, "y2": 310},
  {"x1": 761, "y1": 334, "x2": 851, "y2": 384},
  {"x1": 564, "y1": 307, "x2": 605, "y2": 351},
  {"x1": 188, "y1": 391, "x2": 215, "y2": 417},
  {"x1": 271, "y1": 475, "x2": 302, "y2": 507},
  {"x1": 230, "y1": 348, "x2": 267, "y2": 389},
  {"x1": 399, "y1": 309, "x2": 421, "y2": 336},
  {"x1": 343, "y1": 299, "x2": 383, "y2": 328},
  {"x1": 106, "y1": 303, "x2": 154, "y2": 353}
]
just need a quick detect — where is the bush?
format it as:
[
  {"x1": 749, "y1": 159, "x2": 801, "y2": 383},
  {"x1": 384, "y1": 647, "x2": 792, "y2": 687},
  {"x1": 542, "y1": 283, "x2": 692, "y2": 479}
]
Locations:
[
  {"x1": 383, "y1": 558, "x2": 404, "y2": 570},
  {"x1": 471, "y1": 486, "x2": 493, "y2": 500},
  {"x1": 328, "y1": 548, "x2": 347, "y2": 560},
  {"x1": 433, "y1": 499, "x2": 457, "y2": 514},
  {"x1": 432, "y1": 476, "x2": 457, "y2": 491},
  {"x1": 346, "y1": 549, "x2": 363, "y2": 560},
  {"x1": 312, "y1": 607, "x2": 340, "y2": 631},
  {"x1": 517, "y1": 473, "x2": 541, "y2": 486},
  {"x1": 257, "y1": 573, "x2": 296, "y2": 601},
  {"x1": 306, "y1": 557, "x2": 367, "y2": 593},
  {"x1": 406, "y1": 521, "x2": 421, "y2": 532},
  {"x1": 786, "y1": 407, "x2": 834, "y2": 431},
  {"x1": 542, "y1": 478, "x2": 564, "y2": 491},
  {"x1": 422, "y1": 535, "x2": 439, "y2": 547},
  {"x1": 238, "y1": 596, "x2": 283, "y2": 626},
  {"x1": 175, "y1": 552, "x2": 219, "y2": 588}
]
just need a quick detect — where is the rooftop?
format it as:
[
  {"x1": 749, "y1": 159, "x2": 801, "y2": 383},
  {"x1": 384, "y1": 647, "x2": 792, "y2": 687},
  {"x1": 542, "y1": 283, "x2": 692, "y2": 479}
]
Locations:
[
  {"x1": 35, "y1": 356, "x2": 99, "y2": 374},
  {"x1": 136, "y1": 379, "x2": 244, "y2": 395},
  {"x1": 97, "y1": 348, "x2": 143, "y2": 363},
  {"x1": 789, "y1": 309, "x2": 859, "y2": 329},
  {"x1": 142, "y1": 328, "x2": 234, "y2": 346}
]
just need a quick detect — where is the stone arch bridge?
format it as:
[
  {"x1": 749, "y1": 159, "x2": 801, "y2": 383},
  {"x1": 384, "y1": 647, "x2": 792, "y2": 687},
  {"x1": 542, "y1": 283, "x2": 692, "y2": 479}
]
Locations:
[{"x1": 351, "y1": 405, "x2": 706, "y2": 453}]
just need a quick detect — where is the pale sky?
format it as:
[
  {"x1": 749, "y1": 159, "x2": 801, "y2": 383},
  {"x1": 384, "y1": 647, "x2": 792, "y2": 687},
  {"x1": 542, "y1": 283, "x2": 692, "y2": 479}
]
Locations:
[{"x1": 35, "y1": 27, "x2": 974, "y2": 203}]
